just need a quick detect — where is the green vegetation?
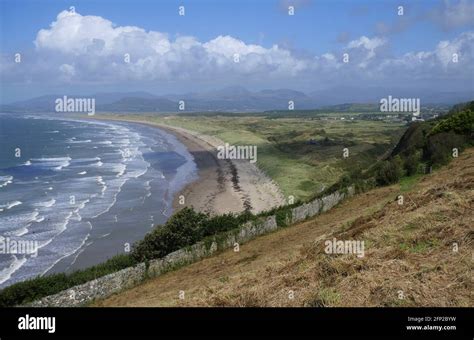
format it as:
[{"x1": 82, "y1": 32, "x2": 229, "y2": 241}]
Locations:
[
  {"x1": 399, "y1": 174, "x2": 424, "y2": 192},
  {"x1": 399, "y1": 239, "x2": 440, "y2": 253},
  {"x1": 306, "y1": 288, "x2": 341, "y2": 307},
  {"x1": 0, "y1": 253, "x2": 136, "y2": 307},
  {"x1": 370, "y1": 101, "x2": 474, "y2": 187},
  {"x1": 392, "y1": 101, "x2": 473, "y2": 169},
  {"x1": 132, "y1": 207, "x2": 254, "y2": 262},
  {"x1": 430, "y1": 103, "x2": 474, "y2": 135},
  {"x1": 112, "y1": 114, "x2": 405, "y2": 200},
  {"x1": 375, "y1": 156, "x2": 404, "y2": 185}
]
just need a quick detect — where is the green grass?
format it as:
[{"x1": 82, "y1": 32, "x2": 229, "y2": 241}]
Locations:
[
  {"x1": 399, "y1": 174, "x2": 424, "y2": 192},
  {"x1": 307, "y1": 287, "x2": 341, "y2": 307},
  {"x1": 98, "y1": 114, "x2": 405, "y2": 201},
  {"x1": 399, "y1": 239, "x2": 440, "y2": 253}
]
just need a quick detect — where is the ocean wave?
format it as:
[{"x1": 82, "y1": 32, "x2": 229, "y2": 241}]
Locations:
[
  {"x1": 0, "y1": 175, "x2": 13, "y2": 188},
  {"x1": 78, "y1": 171, "x2": 87, "y2": 175},
  {"x1": 96, "y1": 176, "x2": 107, "y2": 195},
  {"x1": 30, "y1": 157, "x2": 72, "y2": 171},
  {"x1": 114, "y1": 164, "x2": 127, "y2": 177},
  {"x1": 0, "y1": 201, "x2": 22, "y2": 210},
  {"x1": 42, "y1": 223, "x2": 92, "y2": 275},
  {"x1": 71, "y1": 157, "x2": 101, "y2": 163},
  {"x1": 67, "y1": 139, "x2": 92, "y2": 144},
  {"x1": 33, "y1": 198, "x2": 56, "y2": 208},
  {"x1": 116, "y1": 138, "x2": 131, "y2": 146},
  {"x1": 35, "y1": 216, "x2": 45, "y2": 223},
  {"x1": 0, "y1": 255, "x2": 27, "y2": 285},
  {"x1": 7, "y1": 226, "x2": 29, "y2": 237},
  {"x1": 0, "y1": 210, "x2": 39, "y2": 232}
]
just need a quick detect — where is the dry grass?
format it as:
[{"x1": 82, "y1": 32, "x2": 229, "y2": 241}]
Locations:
[{"x1": 93, "y1": 149, "x2": 474, "y2": 307}]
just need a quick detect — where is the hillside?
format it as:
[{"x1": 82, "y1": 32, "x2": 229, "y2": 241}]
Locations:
[{"x1": 94, "y1": 148, "x2": 473, "y2": 307}]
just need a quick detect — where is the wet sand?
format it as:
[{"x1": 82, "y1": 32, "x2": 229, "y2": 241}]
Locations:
[{"x1": 91, "y1": 116, "x2": 286, "y2": 216}]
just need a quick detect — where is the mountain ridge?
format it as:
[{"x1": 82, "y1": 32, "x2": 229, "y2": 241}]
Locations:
[{"x1": 2, "y1": 86, "x2": 472, "y2": 113}]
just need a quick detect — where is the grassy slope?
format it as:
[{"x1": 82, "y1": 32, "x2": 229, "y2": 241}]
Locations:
[
  {"x1": 103, "y1": 114, "x2": 404, "y2": 200},
  {"x1": 94, "y1": 148, "x2": 473, "y2": 307}
]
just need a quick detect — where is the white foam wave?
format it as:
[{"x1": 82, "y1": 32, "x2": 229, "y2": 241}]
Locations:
[
  {"x1": 0, "y1": 256, "x2": 27, "y2": 285},
  {"x1": 114, "y1": 164, "x2": 126, "y2": 177},
  {"x1": 30, "y1": 157, "x2": 72, "y2": 171},
  {"x1": 0, "y1": 175, "x2": 13, "y2": 188},
  {"x1": 33, "y1": 198, "x2": 56, "y2": 208},
  {"x1": 68, "y1": 139, "x2": 92, "y2": 144},
  {"x1": 0, "y1": 201, "x2": 22, "y2": 210}
]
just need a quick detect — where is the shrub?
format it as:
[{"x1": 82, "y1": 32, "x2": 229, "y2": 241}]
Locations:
[
  {"x1": 424, "y1": 132, "x2": 467, "y2": 166},
  {"x1": 131, "y1": 208, "x2": 209, "y2": 262},
  {"x1": 376, "y1": 156, "x2": 404, "y2": 186},
  {"x1": 131, "y1": 207, "x2": 254, "y2": 262},
  {"x1": 430, "y1": 107, "x2": 474, "y2": 136},
  {"x1": 404, "y1": 152, "x2": 421, "y2": 176},
  {"x1": 275, "y1": 207, "x2": 292, "y2": 227}
]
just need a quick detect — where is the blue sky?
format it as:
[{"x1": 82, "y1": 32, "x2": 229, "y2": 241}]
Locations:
[
  {"x1": 1, "y1": 0, "x2": 468, "y2": 53},
  {"x1": 1, "y1": 0, "x2": 473, "y2": 102}
]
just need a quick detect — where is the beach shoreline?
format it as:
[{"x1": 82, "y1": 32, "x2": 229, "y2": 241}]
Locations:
[{"x1": 89, "y1": 115, "x2": 286, "y2": 216}]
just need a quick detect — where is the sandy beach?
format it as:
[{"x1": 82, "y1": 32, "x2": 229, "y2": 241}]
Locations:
[{"x1": 91, "y1": 116, "x2": 286, "y2": 216}]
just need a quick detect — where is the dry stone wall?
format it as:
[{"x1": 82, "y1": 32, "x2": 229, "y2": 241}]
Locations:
[{"x1": 27, "y1": 187, "x2": 353, "y2": 307}]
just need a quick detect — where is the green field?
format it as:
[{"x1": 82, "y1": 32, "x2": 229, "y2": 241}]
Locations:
[{"x1": 103, "y1": 114, "x2": 406, "y2": 201}]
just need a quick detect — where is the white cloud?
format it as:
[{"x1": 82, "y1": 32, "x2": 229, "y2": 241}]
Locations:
[
  {"x1": 430, "y1": 0, "x2": 474, "y2": 31},
  {"x1": 1, "y1": 10, "x2": 472, "y2": 92},
  {"x1": 59, "y1": 63, "x2": 75, "y2": 80},
  {"x1": 377, "y1": 31, "x2": 474, "y2": 81},
  {"x1": 32, "y1": 10, "x2": 306, "y2": 82},
  {"x1": 346, "y1": 36, "x2": 387, "y2": 68}
]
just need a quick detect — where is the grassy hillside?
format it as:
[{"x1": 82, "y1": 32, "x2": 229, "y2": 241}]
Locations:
[
  {"x1": 391, "y1": 101, "x2": 473, "y2": 164},
  {"x1": 94, "y1": 148, "x2": 473, "y2": 307}
]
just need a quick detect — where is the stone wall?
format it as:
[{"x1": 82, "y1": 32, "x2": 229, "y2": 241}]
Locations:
[{"x1": 27, "y1": 187, "x2": 353, "y2": 307}]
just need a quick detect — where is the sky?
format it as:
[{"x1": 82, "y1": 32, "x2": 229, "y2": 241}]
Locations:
[{"x1": 1, "y1": 0, "x2": 473, "y2": 103}]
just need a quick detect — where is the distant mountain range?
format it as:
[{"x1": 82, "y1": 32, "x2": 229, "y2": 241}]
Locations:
[{"x1": 1, "y1": 86, "x2": 472, "y2": 113}]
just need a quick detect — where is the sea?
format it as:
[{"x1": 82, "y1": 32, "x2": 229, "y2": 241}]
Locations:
[{"x1": 0, "y1": 113, "x2": 198, "y2": 288}]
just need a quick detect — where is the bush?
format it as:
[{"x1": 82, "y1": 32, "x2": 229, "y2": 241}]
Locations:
[
  {"x1": 376, "y1": 156, "x2": 404, "y2": 186},
  {"x1": 430, "y1": 107, "x2": 474, "y2": 136},
  {"x1": 132, "y1": 208, "x2": 209, "y2": 262},
  {"x1": 131, "y1": 207, "x2": 254, "y2": 262},
  {"x1": 275, "y1": 207, "x2": 293, "y2": 227},
  {"x1": 404, "y1": 152, "x2": 421, "y2": 176},
  {"x1": 425, "y1": 132, "x2": 467, "y2": 166}
]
